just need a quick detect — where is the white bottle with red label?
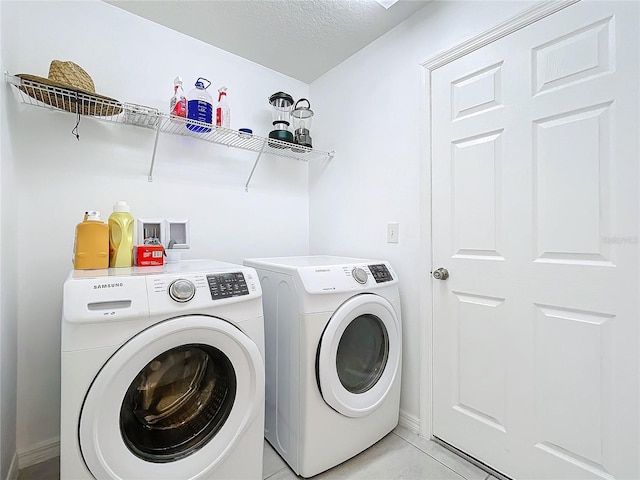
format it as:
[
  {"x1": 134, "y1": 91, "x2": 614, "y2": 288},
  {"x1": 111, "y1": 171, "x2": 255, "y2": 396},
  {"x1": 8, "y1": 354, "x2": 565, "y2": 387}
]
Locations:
[
  {"x1": 216, "y1": 86, "x2": 230, "y2": 128},
  {"x1": 170, "y1": 76, "x2": 187, "y2": 122}
]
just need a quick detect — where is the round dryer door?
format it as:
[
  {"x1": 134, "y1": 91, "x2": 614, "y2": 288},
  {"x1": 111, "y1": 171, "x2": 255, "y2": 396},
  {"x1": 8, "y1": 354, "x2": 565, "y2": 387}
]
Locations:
[
  {"x1": 79, "y1": 315, "x2": 264, "y2": 479},
  {"x1": 317, "y1": 293, "x2": 401, "y2": 418}
]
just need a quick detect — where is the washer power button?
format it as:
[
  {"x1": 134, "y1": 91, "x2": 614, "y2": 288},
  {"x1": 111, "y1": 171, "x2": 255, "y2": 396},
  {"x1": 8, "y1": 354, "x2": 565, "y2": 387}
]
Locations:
[
  {"x1": 352, "y1": 267, "x2": 368, "y2": 284},
  {"x1": 169, "y1": 279, "x2": 196, "y2": 302}
]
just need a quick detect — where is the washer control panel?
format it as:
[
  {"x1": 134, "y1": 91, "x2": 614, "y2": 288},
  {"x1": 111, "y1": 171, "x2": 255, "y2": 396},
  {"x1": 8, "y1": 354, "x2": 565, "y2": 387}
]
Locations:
[
  {"x1": 206, "y1": 272, "x2": 249, "y2": 300},
  {"x1": 147, "y1": 267, "x2": 260, "y2": 313}
]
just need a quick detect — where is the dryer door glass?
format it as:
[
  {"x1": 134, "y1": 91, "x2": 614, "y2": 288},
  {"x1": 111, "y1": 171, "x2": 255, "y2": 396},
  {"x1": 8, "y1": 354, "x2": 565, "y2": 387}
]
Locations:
[
  {"x1": 336, "y1": 314, "x2": 389, "y2": 394},
  {"x1": 119, "y1": 344, "x2": 236, "y2": 463}
]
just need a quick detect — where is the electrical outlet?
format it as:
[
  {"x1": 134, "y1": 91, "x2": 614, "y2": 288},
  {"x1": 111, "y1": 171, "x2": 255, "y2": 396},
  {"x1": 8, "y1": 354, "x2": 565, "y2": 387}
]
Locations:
[{"x1": 387, "y1": 222, "x2": 399, "y2": 243}]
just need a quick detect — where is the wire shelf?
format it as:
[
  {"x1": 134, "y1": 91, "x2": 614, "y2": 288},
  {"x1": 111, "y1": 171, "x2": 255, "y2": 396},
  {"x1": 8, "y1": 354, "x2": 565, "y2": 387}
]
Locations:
[
  {"x1": 5, "y1": 73, "x2": 334, "y2": 189},
  {"x1": 7, "y1": 74, "x2": 125, "y2": 118},
  {"x1": 154, "y1": 114, "x2": 331, "y2": 162}
]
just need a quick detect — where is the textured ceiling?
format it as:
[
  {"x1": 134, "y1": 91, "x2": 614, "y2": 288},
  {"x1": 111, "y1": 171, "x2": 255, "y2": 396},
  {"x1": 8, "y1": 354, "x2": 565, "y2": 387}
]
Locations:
[{"x1": 106, "y1": 0, "x2": 431, "y2": 83}]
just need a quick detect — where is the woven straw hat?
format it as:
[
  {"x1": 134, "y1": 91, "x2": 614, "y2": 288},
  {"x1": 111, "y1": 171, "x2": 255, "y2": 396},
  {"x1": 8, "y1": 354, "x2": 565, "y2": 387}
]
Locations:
[{"x1": 16, "y1": 60, "x2": 122, "y2": 116}]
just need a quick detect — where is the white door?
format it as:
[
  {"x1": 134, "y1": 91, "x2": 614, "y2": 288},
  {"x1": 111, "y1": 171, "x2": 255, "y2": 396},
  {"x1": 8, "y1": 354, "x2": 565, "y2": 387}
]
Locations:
[{"x1": 431, "y1": 1, "x2": 638, "y2": 479}]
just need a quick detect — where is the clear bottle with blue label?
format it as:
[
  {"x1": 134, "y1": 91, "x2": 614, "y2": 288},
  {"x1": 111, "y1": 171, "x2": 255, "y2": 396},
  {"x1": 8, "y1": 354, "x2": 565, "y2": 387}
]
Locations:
[{"x1": 186, "y1": 77, "x2": 213, "y2": 133}]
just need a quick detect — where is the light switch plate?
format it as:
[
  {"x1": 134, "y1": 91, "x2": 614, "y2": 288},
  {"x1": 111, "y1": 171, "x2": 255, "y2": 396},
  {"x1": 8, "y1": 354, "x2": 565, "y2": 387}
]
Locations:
[{"x1": 387, "y1": 222, "x2": 399, "y2": 243}]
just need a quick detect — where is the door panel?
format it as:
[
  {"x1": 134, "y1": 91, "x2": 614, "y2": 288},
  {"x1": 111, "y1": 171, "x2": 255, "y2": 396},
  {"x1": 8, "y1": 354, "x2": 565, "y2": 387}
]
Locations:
[
  {"x1": 533, "y1": 305, "x2": 614, "y2": 471},
  {"x1": 452, "y1": 131, "x2": 504, "y2": 259},
  {"x1": 455, "y1": 292, "x2": 507, "y2": 432},
  {"x1": 533, "y1": 103, "x2": 613, "y2": 265},
  {"x1": 432, "y1": 2, "x2": 638, "y2": 478}
]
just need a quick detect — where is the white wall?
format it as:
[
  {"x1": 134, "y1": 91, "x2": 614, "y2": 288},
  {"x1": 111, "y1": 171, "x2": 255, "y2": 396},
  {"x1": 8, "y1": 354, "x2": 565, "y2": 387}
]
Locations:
[
  {"x1": 2, "y1": 0, "x2": 311, "y2": 457},
  {"x1": 1, "y1": 1, "x2": 19, "y2": 477},
  {"x1": 2, "y1": 0, "x2": 544, "y2": 461},
  {"x1": 309, "y1": 1, "x2": 534, "y2": 427}
]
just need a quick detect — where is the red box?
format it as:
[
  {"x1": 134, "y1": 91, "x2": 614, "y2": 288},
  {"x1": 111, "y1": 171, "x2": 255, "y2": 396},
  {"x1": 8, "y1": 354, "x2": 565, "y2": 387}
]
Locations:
[{"x1": 135, "y1": 245, "x2": 164, "y2": 266}]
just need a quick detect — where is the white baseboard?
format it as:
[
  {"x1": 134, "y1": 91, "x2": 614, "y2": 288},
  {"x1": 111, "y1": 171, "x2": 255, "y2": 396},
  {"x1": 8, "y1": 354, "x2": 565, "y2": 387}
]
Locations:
[
  {"x1": 17, "y1": 437, "x2": 59, "y2": 470},
  {"x1": 6, "y1": 452, "x2": 19, "y2": 480},
  {"x1": 398, "y1": 409, "x2": 420, "y2": 434}
]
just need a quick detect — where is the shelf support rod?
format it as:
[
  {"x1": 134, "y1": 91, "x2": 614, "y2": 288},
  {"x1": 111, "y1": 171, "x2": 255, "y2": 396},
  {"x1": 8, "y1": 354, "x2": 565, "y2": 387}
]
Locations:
[
  {"x1": 148, "y1": 120, "x2": 162, "y2": 182},
  {"x1": 245, "y1": 140, "x2": 267, "y2": 192}
]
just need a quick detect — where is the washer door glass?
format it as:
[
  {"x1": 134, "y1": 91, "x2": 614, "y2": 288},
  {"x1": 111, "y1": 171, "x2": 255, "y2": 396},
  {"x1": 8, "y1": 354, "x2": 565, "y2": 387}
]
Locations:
[
  {"x1": 336, "y1": 314, "x2": 389, "y2": 394},
  {"x1": 317, "y1": 294, "x2": 401, "y2": 418},
  {"x1": 120, "y1": 344, "x2": 236, "y2": 463}
]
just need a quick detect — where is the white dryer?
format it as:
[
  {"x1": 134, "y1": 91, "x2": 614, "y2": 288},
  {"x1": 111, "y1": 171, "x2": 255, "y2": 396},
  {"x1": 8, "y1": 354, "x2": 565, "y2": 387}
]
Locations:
[
  {"x1": 243, "y1": 256, "x2": 401, "y2": 478},
  {"x1": 61, "y1": 260, "x2": 265, "y2": 480}
]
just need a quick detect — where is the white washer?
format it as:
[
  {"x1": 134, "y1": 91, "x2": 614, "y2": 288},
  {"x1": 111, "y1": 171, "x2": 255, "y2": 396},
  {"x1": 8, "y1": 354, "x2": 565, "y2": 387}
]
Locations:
[
  {"x1": 243, "y1": 255, "x2": 401, "y2": 478},
  {"x1": 61, "y1": 259, "x2": 265, "y2": 480}
]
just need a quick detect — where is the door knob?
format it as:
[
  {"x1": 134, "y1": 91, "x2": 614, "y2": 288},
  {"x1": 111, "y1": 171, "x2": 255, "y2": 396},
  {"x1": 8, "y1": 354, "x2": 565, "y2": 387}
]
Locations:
[{"x1": 432, "y1": 268, "x2": 449, "y2": 280}]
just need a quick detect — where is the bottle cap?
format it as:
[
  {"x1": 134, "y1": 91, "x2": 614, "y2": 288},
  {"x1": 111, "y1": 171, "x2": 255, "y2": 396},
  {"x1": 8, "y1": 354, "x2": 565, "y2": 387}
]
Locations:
[
  {"x1": 113, "y1": 201, "x2": 130, "y2": 213},
  {"x1": 195, "y1": 78, "x2": 211, "y2": 90},
  {"x1": 218, "y1": 86, "x2": 227, "y2": 102},
  {"x1": 87, "y1": 211, "x2": 101, "y2": 221}
]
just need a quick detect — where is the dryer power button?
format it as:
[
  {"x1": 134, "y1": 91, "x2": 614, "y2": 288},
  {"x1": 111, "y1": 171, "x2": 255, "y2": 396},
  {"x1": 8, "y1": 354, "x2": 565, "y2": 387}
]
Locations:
[
  {"x1": 169, "y1": 279, "x2": 196, "y2": 302},
  {"x1": 352, "y1": 267, "x2": 368, "y2": 284}
]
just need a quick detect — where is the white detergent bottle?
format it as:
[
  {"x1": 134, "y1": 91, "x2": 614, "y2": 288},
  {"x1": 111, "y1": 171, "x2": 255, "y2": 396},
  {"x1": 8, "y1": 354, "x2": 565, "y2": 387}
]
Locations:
[{"x1": 216, "y1": 86, "x2": 230, "y2": 128}]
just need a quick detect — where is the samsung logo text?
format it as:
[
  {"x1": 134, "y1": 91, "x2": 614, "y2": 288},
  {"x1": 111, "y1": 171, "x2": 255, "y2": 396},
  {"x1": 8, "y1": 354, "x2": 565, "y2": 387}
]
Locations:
[{"x1": 93, "y1": 283, "x2": 124, "y2": 289}]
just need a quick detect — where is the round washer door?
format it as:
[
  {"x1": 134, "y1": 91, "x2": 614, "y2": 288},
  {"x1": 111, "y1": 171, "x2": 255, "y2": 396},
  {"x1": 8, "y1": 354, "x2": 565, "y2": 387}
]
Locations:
[
  {"x1": 317, "y1": 293, "x2": 400, "y2": 418},
  {"x1": 79, "y1": 315, "x2": 264, "y2": 480}
]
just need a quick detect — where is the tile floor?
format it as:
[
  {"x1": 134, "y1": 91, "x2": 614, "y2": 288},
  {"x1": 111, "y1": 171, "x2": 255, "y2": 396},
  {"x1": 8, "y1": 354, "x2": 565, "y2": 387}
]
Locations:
[{"x1": 18, "y1": 426, "x2": 496, "y2": 480}]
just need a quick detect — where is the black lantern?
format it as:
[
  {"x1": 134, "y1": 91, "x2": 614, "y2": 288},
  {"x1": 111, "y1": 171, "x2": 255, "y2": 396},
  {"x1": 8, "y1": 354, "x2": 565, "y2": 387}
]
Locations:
[{"x1": 268, "y1": 92, "x2": 294, "y2": 146}]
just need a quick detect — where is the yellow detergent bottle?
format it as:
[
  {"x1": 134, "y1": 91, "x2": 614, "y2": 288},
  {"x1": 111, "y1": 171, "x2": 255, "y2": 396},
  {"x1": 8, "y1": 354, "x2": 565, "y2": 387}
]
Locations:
[
  {"x1": 109, "y1": 201, "x2": 135, "y2": 267},
  {"x1": 74, "y1": 211, "x2": 109, "y2": 270}
]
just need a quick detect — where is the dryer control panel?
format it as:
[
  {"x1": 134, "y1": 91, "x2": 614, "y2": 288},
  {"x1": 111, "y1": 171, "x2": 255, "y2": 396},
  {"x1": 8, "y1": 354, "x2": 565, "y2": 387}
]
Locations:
[
  {"x1": 298, "y1": 261, "x2": 397, "y2": 294},
  {"x1": 368, "y1": 264, "x2": 393, "y2": 283}
]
